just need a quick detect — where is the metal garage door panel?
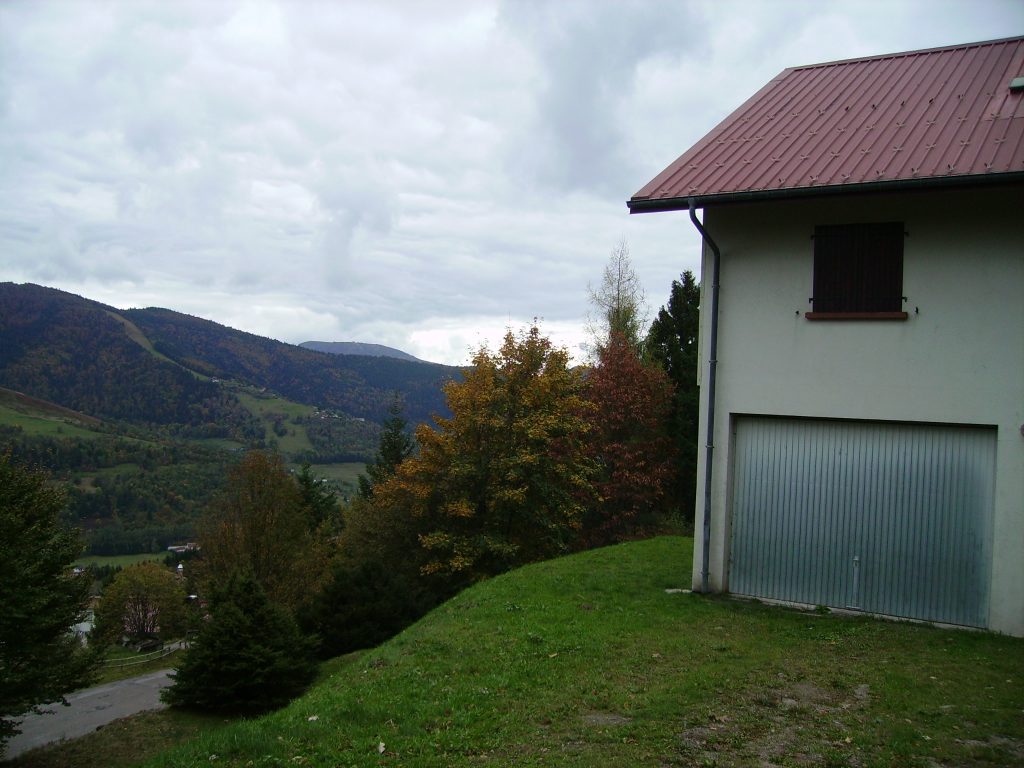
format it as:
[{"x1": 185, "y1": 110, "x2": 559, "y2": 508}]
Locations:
[{"x1": 730, "y1": 417, "x2": 995, "y2": 628}]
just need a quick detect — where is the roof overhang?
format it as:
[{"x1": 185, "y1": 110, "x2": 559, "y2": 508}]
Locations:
[{"x1": 627, "y1": 171, "x2": 1024, "y2": 213}]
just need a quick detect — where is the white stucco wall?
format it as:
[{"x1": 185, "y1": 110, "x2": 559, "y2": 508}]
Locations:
[{"x1": 689, "y1": 184, "x2": 1024, "y2": 636}]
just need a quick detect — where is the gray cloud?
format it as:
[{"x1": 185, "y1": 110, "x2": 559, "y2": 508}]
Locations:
[
  {"x1": 1, "y1": 0, "x2": 1021, "y2": 364},
  {"x1": 499, "y1": 0, "x2": 708, "y2": 195}
]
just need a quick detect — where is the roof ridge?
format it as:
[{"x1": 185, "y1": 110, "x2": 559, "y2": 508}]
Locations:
[{"x1": 790, "y1": 35, "x2": 1024, "y2": 72}]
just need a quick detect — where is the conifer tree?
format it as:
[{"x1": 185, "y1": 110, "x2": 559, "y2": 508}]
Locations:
[
  {"x1": 1, "y1": 455, "x2": 98, "y2": 748},
  {"x1": 162, "y1": 570, "x2": 316, "y2": 715},
  {"x1": 298, "y1": 560, "x2": 427, "y2": 659},
  {"x1": 357, "y1": 396, "x2": 414, "y2": 500},
  {"x1": 295, "y1": 462, "x2": 340, "y2": 530},
  {"x1": 645, "y1": 271, "x2": 701, "y2": 520}
]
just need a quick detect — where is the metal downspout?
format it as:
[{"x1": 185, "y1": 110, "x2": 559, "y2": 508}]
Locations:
[{"x1": 688, "y1": 199, "x2": 720, "y2": 594}]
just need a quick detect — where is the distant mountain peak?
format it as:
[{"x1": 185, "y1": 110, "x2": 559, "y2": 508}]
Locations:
[{"x1": 300, "y1": 341, "x2": 424, "y2": 363}]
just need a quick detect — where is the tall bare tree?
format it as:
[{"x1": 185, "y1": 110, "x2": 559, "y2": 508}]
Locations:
[{"x1": 588, "y1": 239, "x2": 647, "y2": 356}]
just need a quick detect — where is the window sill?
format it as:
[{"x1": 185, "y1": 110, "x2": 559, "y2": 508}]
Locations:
[{"x1": 805, "y1": 312, "x2": 909, "y2": 321}]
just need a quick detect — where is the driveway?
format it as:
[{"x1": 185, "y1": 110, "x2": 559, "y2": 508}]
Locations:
[{"x1": 3, "y1": 669, "x2": 173, "y2": 761}]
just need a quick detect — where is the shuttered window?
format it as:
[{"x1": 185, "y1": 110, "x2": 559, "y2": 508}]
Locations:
[{"x1": 808, "y1": 222, "x2": 906, "y2": 319}]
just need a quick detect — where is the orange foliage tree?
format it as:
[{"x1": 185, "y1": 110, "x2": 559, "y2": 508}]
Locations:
[{"x1": 366, "y1": 326, "x2": 595, "y2": 593}]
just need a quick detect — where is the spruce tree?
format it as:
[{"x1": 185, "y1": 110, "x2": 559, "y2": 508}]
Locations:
[
  {"x1": 357, "y1": 396, "x2": 414, "y2": 499},
  {"x1": 1, "y1": 455, "x2": 98, "y2": 748},
  {"x1": 162, "y1": 570, "x2": 316, "y2": 715},
  {"x1": 295, "y1": 462, "x2": 340, "y2": 530},
  {"x1": 645, "y1": 271, "x2": 701, "y2": 521}
]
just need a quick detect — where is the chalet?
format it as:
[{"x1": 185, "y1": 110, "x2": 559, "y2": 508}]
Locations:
[{"x1": 629, "y1": 37, "x2": 1024, "y2": 635}]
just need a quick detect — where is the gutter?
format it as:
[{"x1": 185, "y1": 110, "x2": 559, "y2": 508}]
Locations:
[
  {"x1": 688, "y1": 199, "x2": 720, "y2": 594},
  {"x1": 628, "y1": 171, "x2": 1024, "y2": 214}
]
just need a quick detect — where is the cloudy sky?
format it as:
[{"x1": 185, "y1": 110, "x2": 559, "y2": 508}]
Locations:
[{"x1": 2, "y1": 1, "x2": 1021, "y2": 365}]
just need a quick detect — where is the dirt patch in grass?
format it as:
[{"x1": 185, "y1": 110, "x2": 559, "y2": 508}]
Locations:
[
  {"x1": 674, "y1": 678, "x2": 877, "y2": 767},
  {"x1": 581, "y1": 712, "x2": 633, "y2": 727}
]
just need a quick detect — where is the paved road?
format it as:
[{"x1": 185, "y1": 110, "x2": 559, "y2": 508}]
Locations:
[{"x1": 3, "y1": 670, "x2": 173, "y2": 761}]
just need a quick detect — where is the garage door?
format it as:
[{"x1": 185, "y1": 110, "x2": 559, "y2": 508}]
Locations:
[{"x1": 729, "y1": 417, "x2": 995, "y2": 628}]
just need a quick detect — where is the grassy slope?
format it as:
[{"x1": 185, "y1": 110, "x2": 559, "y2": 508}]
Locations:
[
  {"x1": 233, "y1": 391, "x2": 315, "y2": 454},
  {"x1": 303, "y1": 461, "x2": 366, "y2": 496},
  {"x1": 135, "y1": 537, "x2": 1022, "y2": 768},
  {"x1": 102, "y1": 311, "x2": 182, "y2": 370},
  {"x1": 0, "y1": 387, "x2": 102, "y2": 427},
  {"x1": 0, "y1": 404, "x2": 102, "y2": 440}
]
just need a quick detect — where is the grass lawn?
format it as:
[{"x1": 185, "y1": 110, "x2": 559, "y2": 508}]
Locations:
[{"x1": 13, "y1": 537, "x2": 1023, "y2": 767}]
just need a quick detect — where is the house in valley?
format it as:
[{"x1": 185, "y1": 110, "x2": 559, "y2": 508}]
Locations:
[{"x1": 629, "y1": 37, "x2": 1024, "y2": 635}]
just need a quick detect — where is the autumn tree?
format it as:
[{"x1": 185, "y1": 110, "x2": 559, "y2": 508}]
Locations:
[
  {"x1": 645, "y1": 271, "x2": 701, "y2": 520},
  {"x1": 363, "y1": 326, "x2": 594, "y2": 594},
  {"x1": 357, "y1": 395, "x2": 415, "y2": 500},
  {"x1": 588, "y1": 239, "x2": 647, "y2": 354},
  {"x1": 581, "y1": 332, "x2": 676, "y2": 547},
  {"x1": 198, "y1": 451, "x2": 329, "y2": 614},
  {"x1": 93, "y1": 561, "x2": 187, "y2": 643},
  {"x1": 0, "y1": 455, "x2": 98, "y2": 749}
]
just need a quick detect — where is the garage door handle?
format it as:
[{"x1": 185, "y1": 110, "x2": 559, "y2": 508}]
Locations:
[{"x1": 847, "y1": 555, "x2": 861, "y2": 610}]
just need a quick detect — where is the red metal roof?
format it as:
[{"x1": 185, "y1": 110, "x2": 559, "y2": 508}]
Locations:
[{"x1": 629, "y1": 37, "x2": 1024, "y2": 212}]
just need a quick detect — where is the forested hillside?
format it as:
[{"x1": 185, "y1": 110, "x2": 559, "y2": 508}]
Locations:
[
  {"x1": 0, "y1": 282, "x2": 460, "y2": 555},
  {"x1": 0, "y1": 283, "x2": 458, "y2": 431},
  {"x1": 0, "y1": 284, "x2": 259, "y2": 439},
  {"x1": 125, "y1": 307, "x2": 456, "y2": 426}
]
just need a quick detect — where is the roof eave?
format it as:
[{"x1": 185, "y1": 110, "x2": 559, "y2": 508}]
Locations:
[{"x1": 627, "y1": 171, "x2": 1024, "y2": 213}]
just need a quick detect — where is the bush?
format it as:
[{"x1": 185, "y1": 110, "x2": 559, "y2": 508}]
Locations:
[
  {"x1": 299, "y1": 560, "x2": 428, "y2": 659},
  {"x1": 162, "y1": 570, "x2": 316, "y2": 715}
]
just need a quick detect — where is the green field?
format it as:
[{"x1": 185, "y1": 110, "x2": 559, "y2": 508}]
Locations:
[
  {"x1": 235, "y1": 391, "x2": 316, "y2": 454},
  {"x1": 154, "y1": 537, "x2": 1024, "y2": 766},
  {"x1": 189, "y1": 437, "x2": 247, "y2": 451},
  {"x1": 0, "y1": 404, "x2": 104, "y2": 441},
  {"x1": 303, "y1": 461, "x2": 366, "y2": 496},
  {"x1": 74, "y1": 552, "x2": 168, "y2": 569}
]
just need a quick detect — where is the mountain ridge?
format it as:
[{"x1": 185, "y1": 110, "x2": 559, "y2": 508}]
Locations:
[
  {"x1": 0, "y1": 282, "x2": 458, "y2": 433},
  {"x1": 300, "y1": 340, "x2": 425, "y2": 363}
]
